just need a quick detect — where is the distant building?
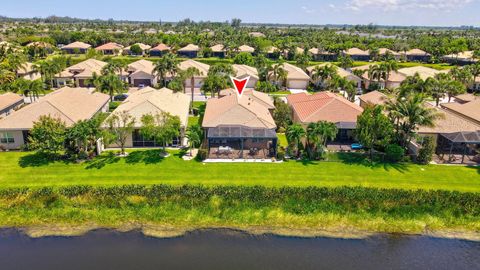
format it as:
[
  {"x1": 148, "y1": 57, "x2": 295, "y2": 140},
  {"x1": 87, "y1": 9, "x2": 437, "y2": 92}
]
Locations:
[
  {"x1": 149, "y1": 43, "x2": 171, "y2": 57},
  {"x1": 177, "y1": 44, "x2": 200, "y2": 58},
  {"x1": 0, "y1": 93, "x2": 24, "y2": 118},
  {"x1": 127, "y1": 60, "x2": 157, "y2": 87},
  {"x1": 61, "y1": 41, "x2": 91, "y2": 54},
  {"x1": 95, "y1": 42, "x2": 124, "y2": 55},
  {"x1": 342, "y1": 48, "x2": 370, "y2": 61},
  {"x1": 403, "y1": 49, "x2": 431, "y2": 62},
  {"x1": 54, "y1": 59, "x2": 108, "y2": 87}
]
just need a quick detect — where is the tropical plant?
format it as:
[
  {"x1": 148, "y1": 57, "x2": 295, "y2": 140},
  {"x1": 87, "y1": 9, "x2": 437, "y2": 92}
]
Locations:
[
  {"x1": 285, "y1": 123, "x2": 305, "y2": 158},
  {"x1": 140, "y1": 112, "x2": 181, "y2": 153},
  {"x1": 104, "y1": 111, "x2": 136, "y2": 156},
  {"x1": 356, "y1": 105, "x2": 393, "y2": 160},
  {"x1": 92, "y1": 72, "x2": 127, "y2": 101},
  {"x1": 180, "y1": 67, "x2": 201, "y2": 114},
  {"x1": 185, "y1": 124, "x2": 203, "y2": 156},
  {"x1": 28, "y1": 115, "x2": 67, "y2": 156},
  {"x1": 153, "y1": 52, "x2": 179, "y2": 87}
]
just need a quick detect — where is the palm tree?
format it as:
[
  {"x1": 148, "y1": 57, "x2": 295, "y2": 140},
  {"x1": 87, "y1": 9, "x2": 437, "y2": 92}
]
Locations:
[
  {"x1": 342, "y1": 79, "x2": 357, "y2": 102},
  {"x1": 466, "y1": 63, "x2": 480, "y2": 91},
  {"x1": 154, "y1": 53, "x2": 179, "y2": 87},
  {"x1": 387, "y1": 93, "x2": 442, "y2": 148},
  {"x1": 379, "y1": 60, "x2": 398, "y2": 89},
  {"x1": 268, "y1": 63, "x2": 287, "y2": 88},
  {"x1": 449, "y1": 66, "x2": 473, "y2": 88},
  {"x1": 286, "y1": 123, "x2": 305, "y2": 158},
  {"x1": 93, "y1": 72, "x2": 127, "y2": 101},
  {"x1": 181, "y1": 67, "x2": 201, "y2": 114},
  {"x1": 445, "y1": 80, "x2": 466, "y2": 102},
  {"x1": 311, "y1": 64, "x2": 337, "y2": 89},
  {"x1": 185, "y1": 124, "x2": 202, "y2": 156}
]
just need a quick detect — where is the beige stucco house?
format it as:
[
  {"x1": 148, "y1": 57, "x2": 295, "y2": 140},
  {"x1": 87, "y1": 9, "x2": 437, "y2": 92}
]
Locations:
[
  {"x1": 105, "y1": 87, "x2": 190, "y2": 148},
  {"x1": 54, "y1": 59, "x2": 108, "y2": 87},
  {"x1": 0, "y1": 87, "x2": 109, "y2": 150}
]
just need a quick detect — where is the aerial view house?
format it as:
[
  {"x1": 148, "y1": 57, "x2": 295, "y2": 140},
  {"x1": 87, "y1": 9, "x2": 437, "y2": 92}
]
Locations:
[
  {"x1": 454, "y1": 93, "x2": 479, "y2": 104},
  {"x1": 218, "y1": 88, "x2": 275, "y2": 111},
  {"x1": 95, "y1": 42, "x2": 124, "y2": 55},
  {"x1": 307, "y1": 63, "x2": 362, "y2": 89},
  {"x1": 308, "y1": 48, "x2": 337, "y2": 61},
  {"x1": 26, "y1": 41, "x2": 53, "y2": 54},
  {"x1": 361, "y1": 70, "x2": 407, "y2": 90},
  {"x1": 274, "y1": 63, "x2": 310, "y2": 90},
  {"x1": 237, "y1": 45, "x2": 255, "y2": 54},
  {"x1": 17, "y1": 62, "x2": 41, "y2": 81},
  {"x1": 442, "y1": 51, "x2": 478, "y2": 65},
  {"x1": 287, "y1": 91, "x2": 364, "y2": 142},
  {"x1": 177, "y1": 44, "x2": 200, "y2": 58},
  {"x1": 61, "y1": 41, "x2": 91, "y2": 54},
  {"x1": 124, "y1": 43, "x2": 151, "y2": 56},
  {"x1": 210, "y1": 44, "x2": 226, "y2": 58},
  {"x1": 414, "y1": 103, "x2": 480, "y2": 164},
  {"x1": 440, "y1": 99, "x2": 480, "y2": 125},
  {"x1": 378, "y1": 48, "x2": 401, "y2": 60},
  {"x1": 358, "y1": 90, "x2": 389, "y2": 109},
  {"x1": 149, "y1": 43, "x2": 171, "y2": 57},
  {"x1": 232, "y1": 64, "x2": 259, "y2": 88},
  {"x1": 0, "y1": 92, "x2": 24, "y2": 118},
  {"x1": 342, "y1": 48, "x2": 370, "y2": 61},
  {"x1": 266, "y1": 46, "x2": 281, "y2": 59},
  {"x1": 54, "y1": 58, "x2": 108, "y2": 87},
  {"x1": 177, "y1": 59, "x2": 210, "y2": 89},
  {"x1": 127, "y1": 59, "x2": 157, "y2": 87},
  {"x1": 0, "y1": 87, "x2": 109, "y2": 150},
  {"x1": 404, "y1": 48, "x2": 431, "y2": 62},
  {"x1": 397, "y1": 66, "x2": 447, "y2": 81},
  {"x1": 105, "y1": 87, "x2": 190, "y2": 148},
  {"x1": 202, "y1": 89, "x2": 277, "y2": 160}
]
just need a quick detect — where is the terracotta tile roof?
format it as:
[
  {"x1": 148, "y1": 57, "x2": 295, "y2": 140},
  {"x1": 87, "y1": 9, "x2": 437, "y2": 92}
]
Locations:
[
  {"x1": 358, "y1": 91, "x2": 389, "y2": 106},
  {"x1": 287, "y1": 91, "x2": 363, "y2": 124},
  {"x1": 0, "y1": 93, "x2": 23, "y2": 112},
  {"x1": 178, "y1": 59, "x2": 210, "y2": 76},
  {"x1": 441, "y1": 100, "x2": 480, "y2": 125},
  {"x1": 238, "y1": 45, "x2": 255, "y2": 53},
  {"x1": 178, "y1": 44, "x2": 200, "y2": 52},
  {"x1": 210, "y1": 44, "x2": 225, "y2": 52},
  {"x1": 344, "y1": 48, "x2": 369, "y2": 56},
  {"x1": 108, "y1": 87, "x2": 190, "y2": 128},
  {"x1": 418, "y1": 103, "x2": 480, "y2": 134},
  {"x1": 0, "y1": 87, "x2": 109, "y2": 130},
  {"x1": 219, "y1": 88, "x2": 274, "y2": 110},
  {"x1": 202, "y1": 93, "x2": 276, "y2": 129},
  {"x1": 151, "y1": 43, "x2": 171, "y2": 51},
  {"x1": 232, "y1": 64, "x2": 259, "y2": 81},
  {"x1": 62, "y1": 41, "x2": 91, "y2": 49},
  {"x1": 95, "y1": 42, "x2": 124, "y2": 51}
]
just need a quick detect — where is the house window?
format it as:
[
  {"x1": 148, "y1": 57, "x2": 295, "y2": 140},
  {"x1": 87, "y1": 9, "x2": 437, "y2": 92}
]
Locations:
[{"x1": 0, "y1": 132, "x2": 14, "y2": 144}]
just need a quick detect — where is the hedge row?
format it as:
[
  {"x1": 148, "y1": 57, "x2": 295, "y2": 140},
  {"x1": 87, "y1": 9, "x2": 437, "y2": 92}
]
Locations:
[{"x1": 1, "y1": 185, "x2": 478, "y2": 216}]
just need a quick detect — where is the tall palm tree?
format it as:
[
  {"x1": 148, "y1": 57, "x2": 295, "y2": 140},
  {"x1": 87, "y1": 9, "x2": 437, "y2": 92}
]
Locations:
[
  {"x1": 154, "y1": 53, "x2": 179, "y2": 87},
  {"x1": 388, "y1": 93, "x2": 442, "y2": 148},
  {"x1": 185, "y1": 124, "x2": 202, "y2": 156},
  {"x1": 311, "y1": 64, "x2": 337, "y2": 89},
  {"x1": 93, "y1": 72, "x2": 127, "y2": 101},
  {"x1": 286, "y1": 123, "x2": 305, "y2": 158},
  {"x1": 181, "y1": 67, "x2": 201, "y2": 114},
  {"x1": 379, "y1": 60, "x2": 398, "y2": 89},
  {"x1": 268, "y1": 63, "x2": 287, "y2": 88},
  {"x1": 466, "y1": 63, "x2": 480, "y2": 91}
]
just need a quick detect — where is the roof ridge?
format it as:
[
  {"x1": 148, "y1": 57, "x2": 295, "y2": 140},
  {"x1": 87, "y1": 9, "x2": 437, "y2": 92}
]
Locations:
[{"x1": 44, "y1": 100, "x2": 75, "y2": 123}]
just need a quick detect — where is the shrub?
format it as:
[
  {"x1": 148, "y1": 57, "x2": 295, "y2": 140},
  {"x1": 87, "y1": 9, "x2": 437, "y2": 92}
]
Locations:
[
  {"x1": 385, "y1": 144, "x2": 405, "y2": 162},
  {"x1": 196, "y1": 149, "x2": 208, "y2": 161},
  {"x1": 277, "y1": 149, "x2": 285, "y2": 161},
  {"x1": 417, "y1": 136, "x2": 436, "y2": 164}
]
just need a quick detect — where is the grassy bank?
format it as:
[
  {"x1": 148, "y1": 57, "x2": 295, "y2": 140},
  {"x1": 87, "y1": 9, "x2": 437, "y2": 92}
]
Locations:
[
  {"x1": 0, "y1": 150, "x2": 479, "y2": 191},
  {"x1": 1, "y1": 185, "x2": 478, "y2": 238}
]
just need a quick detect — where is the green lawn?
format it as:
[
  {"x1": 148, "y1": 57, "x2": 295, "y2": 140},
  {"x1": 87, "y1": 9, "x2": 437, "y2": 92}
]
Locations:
[{"x1": 0, "y1": 150, "x2": 478, "y2": 191}]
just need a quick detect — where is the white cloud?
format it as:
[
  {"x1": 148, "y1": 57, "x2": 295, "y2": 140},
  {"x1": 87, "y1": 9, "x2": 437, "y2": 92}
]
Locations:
[
  {"x1": 301, "y1": 6, "x2": 316, "y2": 14},
  {"x1": 345, "y1": 0, "x2": 473, "y2": 12}
]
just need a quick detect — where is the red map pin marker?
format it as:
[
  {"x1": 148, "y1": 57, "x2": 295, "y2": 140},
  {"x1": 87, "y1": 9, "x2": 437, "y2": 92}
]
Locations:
[{"x1": 230, "y1": 76, "x2": 250, "y2": 97}]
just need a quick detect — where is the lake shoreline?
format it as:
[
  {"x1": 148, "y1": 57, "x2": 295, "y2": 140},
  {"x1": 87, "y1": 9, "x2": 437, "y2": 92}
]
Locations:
[{"x1": 9, "y1": 224, "x2": 480, "y2": 242}]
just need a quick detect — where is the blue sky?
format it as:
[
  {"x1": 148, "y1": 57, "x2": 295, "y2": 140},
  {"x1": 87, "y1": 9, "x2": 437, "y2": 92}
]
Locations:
[{"x1": 2, "y1": 0, "x2": 479, "y2": 26}]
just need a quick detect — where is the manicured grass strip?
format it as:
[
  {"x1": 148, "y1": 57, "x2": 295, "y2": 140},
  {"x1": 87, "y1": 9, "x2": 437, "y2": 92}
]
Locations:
[
  {"x1": 0, "y1": 150, "x2": 478, "y2": 192},
  {"x1": 0, "y1": 185, "x2": 478, "y2": 234}
]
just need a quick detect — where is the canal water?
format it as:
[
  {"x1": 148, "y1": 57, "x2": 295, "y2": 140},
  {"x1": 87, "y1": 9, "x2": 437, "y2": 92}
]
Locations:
[{"x1": 0, "y1": 229, "x2": 479, "y2": 270}]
